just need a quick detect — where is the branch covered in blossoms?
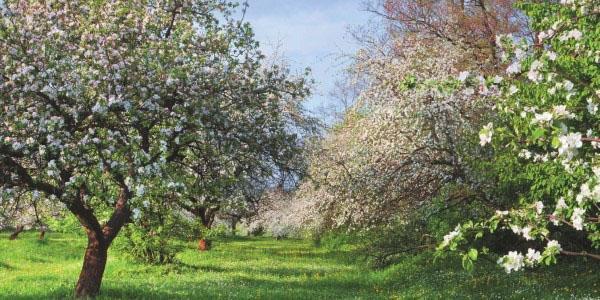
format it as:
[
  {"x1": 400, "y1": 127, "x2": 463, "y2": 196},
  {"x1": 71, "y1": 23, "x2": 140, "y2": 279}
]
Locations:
[{"x1": 438, "y1": 0, "x2": 600, "y2": 272}]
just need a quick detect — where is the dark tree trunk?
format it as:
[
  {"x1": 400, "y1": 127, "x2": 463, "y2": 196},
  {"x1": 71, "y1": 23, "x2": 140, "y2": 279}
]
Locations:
[
  {"x1": 189, "y1": 206, "x2": 219, "y2": 252},
  {"x1": 75, "y1": 235, "x2": 108, "y2": 298},
  {"x1": 230, "y1": 218, "x2": 237, "y2": 236},
  {"x1": 68, "y1": 187, "x2": 131, "y2": 298},
  {"x1": 9, "y1": 225, "x2": 24, "y2": 240}
]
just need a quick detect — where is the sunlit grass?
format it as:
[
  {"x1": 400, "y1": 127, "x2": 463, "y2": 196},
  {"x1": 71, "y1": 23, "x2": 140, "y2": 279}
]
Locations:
[{"x1": 0, "y1": 232, "x2": 598, "y2": 299}]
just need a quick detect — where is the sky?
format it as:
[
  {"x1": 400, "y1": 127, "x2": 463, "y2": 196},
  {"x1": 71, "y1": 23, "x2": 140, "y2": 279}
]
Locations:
[{"x1": 244, "y1": 0, "x2": 371, "y2": 113}]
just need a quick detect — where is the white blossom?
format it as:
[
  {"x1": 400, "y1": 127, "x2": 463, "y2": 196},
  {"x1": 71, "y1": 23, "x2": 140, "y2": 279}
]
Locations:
[
  {"x1": 587, "y1": 99, "x2": 598, "y2": 114},
  {"x1": 552, "y1": 105, "x2": 574, "y2": 119},
  {"x1": 532, "y1": 112, "x2": 553, "y2": 124},
  {"x1": 534, "y1": 201, "x2": 544, "y2": 214},
  {"x1": 506, "y1": 62, "x2": 521, "y2": 75},
  {"x1": 135, "y1": 185, "x2": 145, "y2": 197},
  {"x1": 498, "y1": 251, "x2": 524, "y2": 273},
  {"x1": 547, "y1": 240, "x2": 562, "y2": 252},
  {"x1": 563, "y1": 80, "x2": 574, "y2": 91},
  {"x1": 132, "y1": 208, "x2": 141, "y2": 220},
  {"x1": 558, "y1": 132, "x2": 582, "y2": 160},
  {"x1": 556, "y1": 197, "x2": 568, "y2": 210},
  {"x1": 518, "y1": 149, "x2": 532, "y2": 159},
  {"x1": 440, "y1": 225, "x2": 461, "y2": 247},
  {"x1": 571, "y1": 207, "x2": 585, "y2": 230},
  {"x1": 522, "y1": 226, "x2": 533, "y2": 240},
  {"x1": 525, "y1": 248, "x2": 542, "y2": 265},
  {"x1": 479, "y1": 123, "x2": 493, "y2": 146}
]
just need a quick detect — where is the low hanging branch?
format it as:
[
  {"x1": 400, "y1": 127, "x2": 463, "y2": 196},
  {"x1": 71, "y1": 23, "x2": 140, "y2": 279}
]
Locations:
[{"x1": 560, "y1": 250, "x2": 600, "y2": 261}]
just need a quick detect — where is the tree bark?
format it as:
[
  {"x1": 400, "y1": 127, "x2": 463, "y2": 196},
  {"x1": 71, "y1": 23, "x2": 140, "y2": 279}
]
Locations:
[
  {"x1": 69, "y1": 187, "x2": 131, "y2": 298},
  {"x1": 75, "y1": 235, "x2": 108, "y2": 298},
  {"x1": 9, "y1": 225, "x2": 24, "y2": 240}
]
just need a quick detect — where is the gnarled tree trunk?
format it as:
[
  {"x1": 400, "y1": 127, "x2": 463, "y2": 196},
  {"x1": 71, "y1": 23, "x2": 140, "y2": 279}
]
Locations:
[{"x1": 70, "y1": 187, "x2": 131, "y2": 298}]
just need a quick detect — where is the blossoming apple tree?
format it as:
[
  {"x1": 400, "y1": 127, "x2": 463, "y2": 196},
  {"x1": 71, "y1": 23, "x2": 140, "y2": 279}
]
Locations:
[
  {"x1": 0, "y1": 0, "x2": 312, "y2": 297},
  {"x1": 295, "y1": 35, "x2": 498, "y2": 231},
  {"x1": 437, "y1": 0, "x2": 600, "y2": 272}
]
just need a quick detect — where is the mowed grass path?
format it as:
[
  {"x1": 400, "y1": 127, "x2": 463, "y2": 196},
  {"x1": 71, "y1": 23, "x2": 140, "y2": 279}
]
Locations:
[{"x1": 0, "y1": 232, "x2": 599, "y2": 299}]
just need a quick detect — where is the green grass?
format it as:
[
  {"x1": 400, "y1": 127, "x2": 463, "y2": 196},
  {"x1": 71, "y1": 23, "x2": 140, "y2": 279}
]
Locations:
[{"x1": 0, "y1": 232, "x2": 598, "y2": 299}]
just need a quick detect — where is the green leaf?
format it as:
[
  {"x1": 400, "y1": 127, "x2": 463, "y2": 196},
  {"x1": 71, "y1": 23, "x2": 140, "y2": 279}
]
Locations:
[
  {"x1": 532, "y1": 127, "x2": 545, "y2": 140},
  {"x1": 468, "y1": 248, "x2": 478, "y2": 261},
  {"x1": 551, "y1": 136, "x2": 560, "y2": 148},
  {"x1": 462, "y1": 255, "x2": 474, "y2": 271}
]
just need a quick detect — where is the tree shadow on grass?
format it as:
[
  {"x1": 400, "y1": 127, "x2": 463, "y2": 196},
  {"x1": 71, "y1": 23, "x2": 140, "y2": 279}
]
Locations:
[
  {"x1": 93, "y1": 274, "x2": 384, "y2": 300},
  {"x1": 171, "y1": 261, "x2": 230, "y2": 274},
  {"x1": 0, "y1": 261, "x2": 13, "y2": 269}
]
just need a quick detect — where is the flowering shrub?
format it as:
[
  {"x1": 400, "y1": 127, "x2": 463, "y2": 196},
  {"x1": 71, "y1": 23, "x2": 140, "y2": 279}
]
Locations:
[{"x1": 437, "y1": 0, "x2": 600, "y2": 271}]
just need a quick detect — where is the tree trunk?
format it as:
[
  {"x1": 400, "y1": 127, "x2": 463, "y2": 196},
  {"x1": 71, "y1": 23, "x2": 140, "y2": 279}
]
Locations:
[
  {"x1": 198, "y1": 238, "x2": 211, "y2": 251},
  {"x1": 74, "y1": 235, "x2": 108, "y2": 298},
  {"x1": 9, "y1": 225, "x2": 24, "y2": 240},
  {"x1": 231, "y1": 218, "x2": 237, "y2": 236},
  {"x1": 69, "y1": 187, "x2": 131, "y2": 298}
]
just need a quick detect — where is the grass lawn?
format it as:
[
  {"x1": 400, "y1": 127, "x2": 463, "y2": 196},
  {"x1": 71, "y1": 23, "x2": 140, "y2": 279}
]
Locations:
[{"x1": 0, "y1": 231, "x2": 598, "y2": 299}]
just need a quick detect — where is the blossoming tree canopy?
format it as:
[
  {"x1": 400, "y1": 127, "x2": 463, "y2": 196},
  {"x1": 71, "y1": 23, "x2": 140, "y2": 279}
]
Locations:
[
  {"x1": 0, "y1": 0, "x2": 311, "y2": 297},
  {"x1": 295, "y1": 35, "x2": 498, "y2": 231},
  {"x1": 438, "y1": 0, "x2": 600, "y2": 271}
]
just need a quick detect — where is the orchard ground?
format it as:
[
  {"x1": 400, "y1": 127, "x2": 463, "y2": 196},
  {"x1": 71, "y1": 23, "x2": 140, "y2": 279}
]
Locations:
[{"x1": 0, "y1": 232, "x2": 598, "y2": 299}]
